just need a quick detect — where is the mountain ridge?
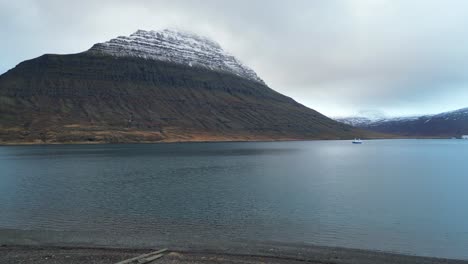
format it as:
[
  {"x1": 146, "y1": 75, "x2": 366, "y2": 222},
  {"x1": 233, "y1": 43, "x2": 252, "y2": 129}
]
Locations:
[
  {"x1": 0, "y1": 29, "x2": 374, "y2": 144},
  {"x1": 336, "y1": 107, "x2": 468, "y2": 137}
]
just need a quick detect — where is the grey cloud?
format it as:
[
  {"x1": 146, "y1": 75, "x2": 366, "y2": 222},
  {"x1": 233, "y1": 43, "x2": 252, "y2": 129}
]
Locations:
[{"x1": 2, "y1": 0, "x2": 468, "y2": 117}]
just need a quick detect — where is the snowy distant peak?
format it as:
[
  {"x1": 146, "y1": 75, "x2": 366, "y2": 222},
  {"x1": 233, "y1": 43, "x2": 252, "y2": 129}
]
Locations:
[
  {"x1": 335, "y1": 115, "x2": 420, "y2": 127},
  {"x1": 336, "y1": 107, "x2": 468, "y2": 128},
  {"x1": 434, "y1": 107, "x2": 468, "y2": 118},
  {"x1": 334, "y1": 116, "x2": 374, "y2": 127},
  {"x1": 88, "y1": 29, "x2": 264, "y2": 84}
]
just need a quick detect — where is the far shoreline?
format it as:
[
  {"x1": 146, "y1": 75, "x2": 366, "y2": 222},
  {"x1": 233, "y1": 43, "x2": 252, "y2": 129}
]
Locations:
[{"x1": 0, "y1": 136, "x2": 457, "y2": 147}]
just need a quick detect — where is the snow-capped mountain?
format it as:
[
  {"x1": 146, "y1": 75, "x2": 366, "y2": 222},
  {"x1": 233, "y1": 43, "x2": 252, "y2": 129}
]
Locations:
[
  {"x1": 334, "y1": 117, "x2": 375, "y2": 127},
  {"x1": 89, "y1": 29, "x2": 263, "y2": 83},
  {"x1": 432, "y1": 107, "x2": 468, "y2": 121},
  {"x1": 0, "y1": 29, "x2": 368, "y2": 143},
  {"x1": 336, "y1": 116, "x2": 419, "y2": 127},
  {"x1": 336, "y1": 108, "x2": 468, "y2": 137}
]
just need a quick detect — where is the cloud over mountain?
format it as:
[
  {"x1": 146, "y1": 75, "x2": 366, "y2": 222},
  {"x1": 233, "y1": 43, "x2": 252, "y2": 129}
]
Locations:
[{"x1": 2, "y1": 0, "x2": 468, "y2": 116}]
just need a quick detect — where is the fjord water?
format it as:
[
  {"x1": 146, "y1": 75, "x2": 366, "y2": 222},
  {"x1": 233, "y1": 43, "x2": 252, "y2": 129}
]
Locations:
[{"x1": 1, "y1": 140, "x2": 468, "y2": 259}]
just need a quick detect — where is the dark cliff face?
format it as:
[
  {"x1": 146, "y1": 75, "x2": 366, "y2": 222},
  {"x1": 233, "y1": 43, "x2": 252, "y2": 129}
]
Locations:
[{"x1": 0, "y1": 52, "x2": 365, "y2": 143}]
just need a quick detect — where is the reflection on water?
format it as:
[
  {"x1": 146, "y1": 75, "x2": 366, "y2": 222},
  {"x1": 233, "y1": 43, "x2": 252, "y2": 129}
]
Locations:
[{"x1": 1, "y1": 140, "x2": 468, "y2": 259}]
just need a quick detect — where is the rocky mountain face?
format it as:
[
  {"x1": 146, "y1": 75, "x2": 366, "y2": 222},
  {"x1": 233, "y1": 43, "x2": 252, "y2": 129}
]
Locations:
[
  {"x1": 0, "y1": 29, "x2": 370, "y2": 144},
  {"x1": 89, "y1": 29, "x2": 263, "y2": 83},
  {"x1": 336, "y1": 108, "x2": 468, "y2": 137}
]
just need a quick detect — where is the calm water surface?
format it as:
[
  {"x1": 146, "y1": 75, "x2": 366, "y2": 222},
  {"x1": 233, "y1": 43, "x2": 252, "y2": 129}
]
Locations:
[{"x1": 1, "y1": 140, "x2": 468, "y2": 259}]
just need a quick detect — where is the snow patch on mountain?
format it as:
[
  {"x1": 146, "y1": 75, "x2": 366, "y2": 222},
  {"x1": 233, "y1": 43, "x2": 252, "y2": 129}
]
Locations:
[
  {"x1": 336, "y1": 115, "x2": 421, "y2": 127},
  {"x1": 336, "y1": 107, "x2": 468, "y2": 128},
  {"x1": 334, "y1": 117, "x2": 374, "y2": 127},
  {"x1": 433, "y1": 107, "x2": 468, "y2": 120},
  {"x1": 88, "y1": 29, "x2": 264, "y2": 84}
]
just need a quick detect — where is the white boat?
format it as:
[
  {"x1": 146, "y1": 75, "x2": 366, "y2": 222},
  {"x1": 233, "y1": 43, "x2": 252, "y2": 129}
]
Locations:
[{"x1": 352, "y1": 138, "x2": 363, "y2": 144}]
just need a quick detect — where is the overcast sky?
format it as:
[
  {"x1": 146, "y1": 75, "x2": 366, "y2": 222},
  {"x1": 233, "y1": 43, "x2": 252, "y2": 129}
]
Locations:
[{"x1": 2, "y1": 0, "x2": 468, "y2": 117}]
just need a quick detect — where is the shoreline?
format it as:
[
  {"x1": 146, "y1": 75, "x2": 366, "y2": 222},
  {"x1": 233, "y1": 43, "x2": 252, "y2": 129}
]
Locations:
[
  {"x1": 1, "y1": 244, "x2": 467, "y2": 264},
  {"x1": 0, "y1": 138, "x2": 350, "y2": 146},
  {"x1": 0, "y1": 137, "x2": 455, "y2": 147}
]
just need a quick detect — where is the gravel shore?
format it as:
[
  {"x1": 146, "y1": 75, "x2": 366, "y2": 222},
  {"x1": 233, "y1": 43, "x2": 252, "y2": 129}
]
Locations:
[{"x1": 2, "y1": 244, "x2": 467, "y2": 264}]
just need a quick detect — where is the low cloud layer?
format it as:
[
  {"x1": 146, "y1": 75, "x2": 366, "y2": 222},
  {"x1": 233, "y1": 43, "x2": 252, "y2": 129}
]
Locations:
[{"x1": 2, "y1": 0, "x2": 468, "y2": 117}]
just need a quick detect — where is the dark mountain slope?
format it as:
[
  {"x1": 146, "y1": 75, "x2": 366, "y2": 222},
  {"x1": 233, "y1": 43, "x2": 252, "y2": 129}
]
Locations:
[{"x1": 0, "y1": 31, "x2": 371, "y2": 144}]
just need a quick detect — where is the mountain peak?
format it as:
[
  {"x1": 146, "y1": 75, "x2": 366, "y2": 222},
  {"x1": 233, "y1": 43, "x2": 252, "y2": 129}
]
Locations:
[
  {"x1": 133, "y1": 29, "x2": 222, "y2": 49},
  {"x1": 88, "y1": 29, "x2": 263, "y2": 83}
]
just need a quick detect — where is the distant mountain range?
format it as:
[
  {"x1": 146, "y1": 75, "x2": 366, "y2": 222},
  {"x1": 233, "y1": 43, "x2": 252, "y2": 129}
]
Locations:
[
  {"x1": 336, "y1": 108, "x2": 468, "y2": 137},
  {"x1": 0, "y1": 29, "x2": 373, "y2": 144}
]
